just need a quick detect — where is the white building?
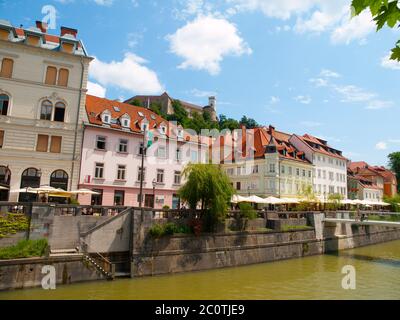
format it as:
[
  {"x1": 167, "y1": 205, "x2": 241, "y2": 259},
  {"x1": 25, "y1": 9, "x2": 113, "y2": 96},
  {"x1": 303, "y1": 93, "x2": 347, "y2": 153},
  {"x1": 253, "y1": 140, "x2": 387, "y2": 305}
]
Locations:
[
  {"x1": 289, "y1": 134, "x2": 348, "y2": 200},
  {"x1": 0, "y1": 20, "x2": 92, "y2": 202}
]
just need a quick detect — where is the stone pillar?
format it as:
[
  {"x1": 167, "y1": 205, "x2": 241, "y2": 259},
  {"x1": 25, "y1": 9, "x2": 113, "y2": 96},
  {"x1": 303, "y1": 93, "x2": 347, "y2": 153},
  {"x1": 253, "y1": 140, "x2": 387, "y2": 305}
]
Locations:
[{"x1": 310, "y1": 212, "x2": 325, "y2": 241}]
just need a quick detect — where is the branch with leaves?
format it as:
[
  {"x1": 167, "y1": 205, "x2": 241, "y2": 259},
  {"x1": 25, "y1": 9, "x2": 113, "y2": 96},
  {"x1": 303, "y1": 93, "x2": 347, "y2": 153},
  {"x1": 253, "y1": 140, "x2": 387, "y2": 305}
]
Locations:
[{"x1": 352, "y1": 0, "x2": 400, "y2": 61}]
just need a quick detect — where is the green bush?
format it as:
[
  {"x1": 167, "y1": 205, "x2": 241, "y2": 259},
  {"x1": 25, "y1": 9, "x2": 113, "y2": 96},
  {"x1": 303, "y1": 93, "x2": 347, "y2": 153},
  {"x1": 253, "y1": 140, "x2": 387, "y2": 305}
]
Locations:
[
  {"x1": 163, "y1": 223, "x2": 177, "y2": 236},
  {"x1": 149, "y1": 224, "x2": 165, "y2": 238},
  {"x1": 0, "y1": 213, "x2": 30, "y2": 238},
  {"x1": 162, "y1": 205, "x2": 170, "y2": 210},
  {"x1": 0, "y1": 239, "x2": 48, "y2": 260},
  {"x1": 148, "y1": 223, "x2": 192, "y2": 238},
  {"x1": 239, "y1": 203, "x2": 257, "y2": 220}
]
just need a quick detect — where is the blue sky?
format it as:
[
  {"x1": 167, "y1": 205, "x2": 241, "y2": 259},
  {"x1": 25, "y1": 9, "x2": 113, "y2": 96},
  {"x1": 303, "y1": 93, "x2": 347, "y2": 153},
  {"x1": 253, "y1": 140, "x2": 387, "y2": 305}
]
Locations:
[{"x1": 2, "y1": 0, "x2": 400, "y2": 166}]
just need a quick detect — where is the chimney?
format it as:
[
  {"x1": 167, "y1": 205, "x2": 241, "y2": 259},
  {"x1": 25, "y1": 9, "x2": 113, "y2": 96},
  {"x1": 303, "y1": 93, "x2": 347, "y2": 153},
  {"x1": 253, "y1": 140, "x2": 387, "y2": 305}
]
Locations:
[
  {"x1": 60, "y1": 26, "x2": 78, "y2": 38},
  {"x1": 209, "y1": 96, "x2": 216, "y2": 111},
  {"x1": 36, "y1": 21, "x2": 48, "y2": 33},
  {"x1": 269, "y1": 125, "x2": 275, "y2": 136}
]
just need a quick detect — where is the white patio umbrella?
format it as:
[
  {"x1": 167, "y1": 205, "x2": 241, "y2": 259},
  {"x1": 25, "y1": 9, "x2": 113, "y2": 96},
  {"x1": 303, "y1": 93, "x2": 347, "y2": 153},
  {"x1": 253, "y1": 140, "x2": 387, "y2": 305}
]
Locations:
[
  {"x1": 340, "y1": 199, "x2": 357, "y2": 205},
  {"x1": 0, "y1": 186, "x2": 9, "y2": 190},
  {"x1": 247, "y1": 195, "x2": 267, "y2": 204},
  {"x1": 70, "y1": 189, "x2": 101, "y2": 195},
  {"x1": 10, "y1": 187, "x2": 37, "y2": 193},
  {"x1": 280, "y1": 198, "x2": 300, "y2": 204},
  {"x1": 259, "y1": 196, "x2": 286, "y2": 205}
]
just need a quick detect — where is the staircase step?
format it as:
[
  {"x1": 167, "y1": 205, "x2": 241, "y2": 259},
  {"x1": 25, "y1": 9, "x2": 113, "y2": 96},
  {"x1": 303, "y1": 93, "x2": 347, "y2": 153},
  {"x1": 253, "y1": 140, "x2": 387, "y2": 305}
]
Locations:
[{"x1": 51, "y1": 249, "x2": 78, "y2": 254}]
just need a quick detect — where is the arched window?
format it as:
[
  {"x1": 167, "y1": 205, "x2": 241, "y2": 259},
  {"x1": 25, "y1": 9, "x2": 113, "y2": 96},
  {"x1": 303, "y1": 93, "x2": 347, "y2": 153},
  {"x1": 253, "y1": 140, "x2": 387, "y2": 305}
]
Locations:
[
  {"x1": 19, "y1": 168, "x2": 41, "y2": 202},
  {"x1": 54, "y1": 102, "x2": 66, "y2": 122},
  {"x1": 50, "y1": 170, "x2": 68, "y2": 191},
  {"x1": 40, "y1": 100, "x2": 53, "y2": 120},
  {"x1": 0, "y1": 166, "x2": 10, "y2": 201},
  {"x1": 0, "y1": 94, "x2": 9, "y2": 116}
]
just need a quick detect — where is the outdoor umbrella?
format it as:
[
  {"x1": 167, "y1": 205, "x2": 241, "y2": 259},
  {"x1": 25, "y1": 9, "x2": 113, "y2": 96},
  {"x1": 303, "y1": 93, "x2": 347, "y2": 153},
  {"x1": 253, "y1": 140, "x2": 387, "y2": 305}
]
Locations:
[
  {"x1": 0, "y1": 186, "x2": 9, "y2": 190},
  {"x1": 231, "y1": 195, "x2": 252, "y2": 203},
  {"x1": 259, "y1": 196, "x2": 286, "y2": 205},
  {"x1": 70, "y1": 189, "x2": 101, "y2": 195}
]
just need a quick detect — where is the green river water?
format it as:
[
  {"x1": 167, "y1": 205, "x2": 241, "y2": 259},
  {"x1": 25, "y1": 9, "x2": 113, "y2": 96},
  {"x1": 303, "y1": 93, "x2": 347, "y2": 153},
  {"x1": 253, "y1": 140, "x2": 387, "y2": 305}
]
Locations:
[{"x1": 1, "y1": 240, "x2": 400, "y2": 300}]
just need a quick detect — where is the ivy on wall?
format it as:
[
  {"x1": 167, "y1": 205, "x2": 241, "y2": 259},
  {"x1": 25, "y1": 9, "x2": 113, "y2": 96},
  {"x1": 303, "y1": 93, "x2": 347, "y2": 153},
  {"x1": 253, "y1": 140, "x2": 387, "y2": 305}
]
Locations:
[{"x1": 0, "y1": 213, "x2": 30, "y2": 238}]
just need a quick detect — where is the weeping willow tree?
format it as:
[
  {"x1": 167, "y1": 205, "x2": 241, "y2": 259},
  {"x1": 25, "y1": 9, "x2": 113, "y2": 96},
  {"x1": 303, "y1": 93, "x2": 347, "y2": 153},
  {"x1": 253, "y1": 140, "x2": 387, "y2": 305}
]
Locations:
[{"x1": 179, "y1": 164, "x2": 234, "y2": 231}]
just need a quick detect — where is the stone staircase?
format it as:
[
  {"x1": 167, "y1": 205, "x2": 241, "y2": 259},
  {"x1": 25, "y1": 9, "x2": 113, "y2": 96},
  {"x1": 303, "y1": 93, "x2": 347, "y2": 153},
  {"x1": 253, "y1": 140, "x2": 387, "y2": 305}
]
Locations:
[{"x1": 49, "y1": 248, "x2": 83, "y2": 258}]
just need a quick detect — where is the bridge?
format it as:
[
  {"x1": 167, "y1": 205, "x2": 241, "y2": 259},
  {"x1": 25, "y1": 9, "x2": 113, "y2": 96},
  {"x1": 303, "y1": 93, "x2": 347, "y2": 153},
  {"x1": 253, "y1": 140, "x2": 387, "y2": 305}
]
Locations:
[{"x1": 323, "y1": 211, "x2": 400, "y2": 228}]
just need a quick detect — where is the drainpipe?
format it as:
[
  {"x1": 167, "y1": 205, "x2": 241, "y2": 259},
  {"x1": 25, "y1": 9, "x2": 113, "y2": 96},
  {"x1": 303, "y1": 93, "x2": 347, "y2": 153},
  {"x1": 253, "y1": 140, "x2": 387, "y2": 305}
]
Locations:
[{"x1": 70, "y1": 56, "x2": 86, "y2": 191}]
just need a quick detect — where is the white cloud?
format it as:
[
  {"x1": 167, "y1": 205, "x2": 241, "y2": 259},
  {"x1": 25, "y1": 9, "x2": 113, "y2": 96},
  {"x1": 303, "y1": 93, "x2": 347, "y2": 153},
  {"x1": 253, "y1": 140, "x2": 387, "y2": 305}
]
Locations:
[
  {"x1": 333, "y1": 85, "x2": 376, "y2": 103},
  {"x1": 330, "y1": 10, "x2": 375, "y2": 45},
  {"x1": 93, "y1": 0, "x2": 114, "y2": 6},
  {"x1": 320, "y1": 69, "x2": 340, "y2": 78},
  {"x1": 87, "y1": 81, "x2": 107, "y2": 98},
  {"x1": 167, "y1": 15, "x2": 252, "y2": 75},
  {"x1": 366, "y1": 100, "x2": 393, "y2": 110},
  {"x1": 375, "y1": 142, "x2": 388, "y2": 150},
  {"x1": 190, "y1": 88, "x2": 217, "y2": 97},
  {"x1": 381, "y1": 52, "x2": 400, "y2": 70},
  {"x1": 309, "y1": 78, "x2": 328, "y2": 87},
  {"x1": 89, "y1": 53, "x2": 164, "y2": 95},
  {"x1": 300, "y1": 121, "x2": 322, "y2": 127},
  {"x1": 294, "y1": 95, "x2": 312, "y2": 104},
  {"x1": 269, "y1": 96, "x2": 280, "y2": 104}
]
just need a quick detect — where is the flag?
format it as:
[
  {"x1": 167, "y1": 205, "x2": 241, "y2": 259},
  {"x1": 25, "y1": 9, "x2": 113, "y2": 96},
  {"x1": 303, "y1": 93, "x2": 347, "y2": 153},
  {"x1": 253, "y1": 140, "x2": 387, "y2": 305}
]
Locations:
[{"x1": 145, "y1": 130, "x2": 154, "y2": 148}]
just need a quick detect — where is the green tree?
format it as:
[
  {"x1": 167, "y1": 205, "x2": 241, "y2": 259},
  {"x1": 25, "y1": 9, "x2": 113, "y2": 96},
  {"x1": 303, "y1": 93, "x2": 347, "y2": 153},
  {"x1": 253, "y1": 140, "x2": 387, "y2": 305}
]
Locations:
[
  {"x1": 167, "y1": 100, "x2": 189, "y2": 125},
  {"x1": 129, "y1": 99, "x2": 143, "y2": 107},
  {"x1": 240, "y1": 116, "x2": 259, "y2": 129},
  {"x1": 149, "y1": 102, "x2": 168, "y2": 119},
  {"x1": 219, "y1": 114, "x2": 240, "y2": 131},
  {"x1": 352, "y1": 0, "x2": 400, "y2": 61},
  {"x1": 388, "y1": 152, "x2": 400, "y2": 192},
  {"x1": 297, "y1": 184, "x2": 318, "y2": 211},
  {"x1": 179, "y1": 164, "x2": 234, "y2": 231},
  {"x1": 326, "y1": 193, "x2": 344, "y2": 211}
]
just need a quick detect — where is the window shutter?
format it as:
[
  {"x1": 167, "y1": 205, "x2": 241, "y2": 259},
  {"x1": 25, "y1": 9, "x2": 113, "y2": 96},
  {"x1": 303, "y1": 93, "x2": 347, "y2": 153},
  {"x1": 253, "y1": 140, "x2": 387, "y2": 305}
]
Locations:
[
  {"x1": 57, "y1": 68, "x2": 69, "y2": 87},
  {"x1": 0, "y1": 130, "x2": 4, "y2": 147},
  {"x1": 1, "y1": 58, "x2": 14, "y2": 78},
  {"x1": 36, "y1": 135, "x2": 49, "y2": 152},
  {"x1": 50, "y1": 136, "x2": 62, "y2": 153},
  {"x1": 45, "y1": 66, "x2": 57, "y2": 85}
]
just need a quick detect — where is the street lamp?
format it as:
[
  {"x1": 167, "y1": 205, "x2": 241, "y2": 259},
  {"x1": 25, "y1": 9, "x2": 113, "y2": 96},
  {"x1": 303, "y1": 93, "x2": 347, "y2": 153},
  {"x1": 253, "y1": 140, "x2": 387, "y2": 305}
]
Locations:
[{"x1": 152, "y1": 179, "x2": 157, "y2": 208}]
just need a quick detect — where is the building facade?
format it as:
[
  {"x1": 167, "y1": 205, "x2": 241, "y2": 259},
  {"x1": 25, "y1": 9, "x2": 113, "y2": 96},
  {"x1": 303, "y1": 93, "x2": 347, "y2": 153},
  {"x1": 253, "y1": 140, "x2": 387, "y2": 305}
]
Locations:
[
  {"x1": 0, "y1": 20, "x2": 92, "y2": 202},
  {"x1": 347, "y1": 174, "x2": 383, "y2": 202},
  {"x1": 221, "y1": 126, "x2": 314, "y2": 199},
  {"x1": 78, "y1": 95, "x2": 208, "y2": 208},
  {"x1": 289, "y1": 134, "x2": 348, "y2": 200}
]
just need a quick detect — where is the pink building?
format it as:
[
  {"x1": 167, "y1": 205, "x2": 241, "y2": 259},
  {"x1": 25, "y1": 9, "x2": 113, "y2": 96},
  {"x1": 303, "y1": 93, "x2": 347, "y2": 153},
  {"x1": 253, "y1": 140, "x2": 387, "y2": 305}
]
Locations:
[{"x1": 78, "y1": 95, "x2": 208, "y2": 208}]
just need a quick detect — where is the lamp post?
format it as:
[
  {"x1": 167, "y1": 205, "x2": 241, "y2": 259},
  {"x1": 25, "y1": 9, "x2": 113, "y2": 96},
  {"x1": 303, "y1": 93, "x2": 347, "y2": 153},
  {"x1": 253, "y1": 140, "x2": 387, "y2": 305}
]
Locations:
[{"x1": 152, "y1": 179, "x2": 157, "y2": 208}]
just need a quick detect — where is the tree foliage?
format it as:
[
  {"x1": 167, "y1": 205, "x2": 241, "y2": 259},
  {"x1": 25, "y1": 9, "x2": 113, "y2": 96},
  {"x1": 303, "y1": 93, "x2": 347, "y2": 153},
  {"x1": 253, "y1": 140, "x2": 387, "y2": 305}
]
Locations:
[
  {"x1": 352, "y1": 0, "x2": 400, "y2": 61},
  {"x1": 240, "y1": 116, "x2": 259, "y2": 129},
  {"x1": 179, "y1": 164, "x2": 234, "y2": 230},
  {"x1": 388, "y1": 152, "x2": 400, "y2": 192}
]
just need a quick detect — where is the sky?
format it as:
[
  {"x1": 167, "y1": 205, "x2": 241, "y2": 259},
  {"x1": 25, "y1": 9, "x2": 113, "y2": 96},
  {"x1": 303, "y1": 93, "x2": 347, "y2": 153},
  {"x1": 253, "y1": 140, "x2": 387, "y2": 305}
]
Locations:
[{"x1": 2, "y1": 0, "x2": 400, "y2": 166}]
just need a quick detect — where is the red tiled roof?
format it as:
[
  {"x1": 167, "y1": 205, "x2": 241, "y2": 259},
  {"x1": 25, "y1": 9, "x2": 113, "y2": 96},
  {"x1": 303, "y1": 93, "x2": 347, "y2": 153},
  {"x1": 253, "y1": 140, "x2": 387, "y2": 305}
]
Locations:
[
  {"x1": 296, "y1": 134, "x2": 347, "y2": 160},
  {"x1": 14, "y1": 28, "x2": 82, "y2": 48},
  {"x1": 85, "y1": 95, "x2": 199, "y2": 142}
]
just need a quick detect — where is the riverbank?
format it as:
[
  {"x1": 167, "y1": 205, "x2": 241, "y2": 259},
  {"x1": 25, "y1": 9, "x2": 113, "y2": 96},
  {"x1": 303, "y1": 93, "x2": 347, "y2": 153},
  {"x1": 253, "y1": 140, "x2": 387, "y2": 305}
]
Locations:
[{"x1": 2, "y1": 239, "x2": 400, "y2": 300}]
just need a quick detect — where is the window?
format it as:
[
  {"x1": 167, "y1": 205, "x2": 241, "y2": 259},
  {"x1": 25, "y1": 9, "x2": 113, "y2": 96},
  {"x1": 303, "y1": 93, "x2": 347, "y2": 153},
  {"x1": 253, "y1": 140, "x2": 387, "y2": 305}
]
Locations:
[
  {"x1": 91, "y1": 189, "x2": 103, "y2": 206},
  {"x1": 252, "y1": 165, "x2": 259, "y2": 174},
  {"x1": 323, "y1": 170, "x2": 326, "y2": 179},
  {"x1": 236, "y1": 182, "x2": 241, "y2": 190},
  {"x1": 191, "y1": 150, "x2": 198, "y2": 162},
  {"x1": 329, "y1": 172, "x2": 334, "y2": 181},
  {"x1": 302, "y1": 170, "x2": 306, "y2": 177},
  {"x1": 308, "y1": 171, "x2": 312, "y2": 178},
  {"x1": 57, "y1": 68, "x2": 69, "y2": 87},
  {"x1": 157, "y1": 146, "x2": 166, "y2": 158},
  {"x1": 40, "y1": 100, "x2": 52, "y2": 121},
  {"x1": 50, "y1": 136, "x2": 62, "y2": 153},
  {"x1": 0, "y1": 58, "x2": 13, "y2": 78},
  {"x1": 157, "y1": 169, "x2": 164, "y2": 183},
  {"x1": 36, "y1": 135, "x2": 49, "y2": 152},
  {"x1": 318, "y1": 169, "x2": 321, "y2": 178},
  {"x1": 0, "y1": 94, "x2": 9, "y2": 116},
  {"x1": 174, "y1": 171, "x2": 182, "y2": 185},
  {"x1": 137, "y1": 167, "x2": 146, "y2": 182},
  {"x1": 176, "y1": 148, "x2": 182, "y2": 161},
  {"x1": 95, "y1": 163, "x2": 104, "y2": 179},
  {"x1": 296, "y1": 168, "x2": 300, "y2": 176},
  {"x1": 269, "y1": 164, "x2": 276, "y2": 173},
  {"x1": 45, "y1": 66, "x2": 57, "y2": 85},
  {"x1": 118, "y1": 139, "x2": 128, "y2": 153},
  {"x1": 96, "y1": 136, "x2": 106, "y2": 150},
  {"x1": 54, "y1": 102, "x2": 66, "y2": 122},
  {"x1": 288, "y1": 167, "x2": 292, "y2": 175},
  {"x1": 281, "y1": 166, "x2": 285, "y2": 174},
  {"x1": 122, "y1": 118, "x2": 130, "y2": 128},
  {"x1": 117, "y1": 165, "x2": 126, "y2": 180},
  {"x1": 0, "y1": 130, "x2": 4, "y2": 148},
  {"x1": 114, "y1": 190, "x2": 125, "y2": 206},
  {"x1": 139, "y1": 142, "x2": 146, "y2": 155},
  {"x1": 50, "y1": 170, "x2": 68, "y2": 191}
]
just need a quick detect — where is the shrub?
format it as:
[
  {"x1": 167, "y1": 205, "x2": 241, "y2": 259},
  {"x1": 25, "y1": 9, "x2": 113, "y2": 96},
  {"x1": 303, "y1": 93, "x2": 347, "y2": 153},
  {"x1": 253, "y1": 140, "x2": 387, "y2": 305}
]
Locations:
[
  {"x1": 239, "y1": 203, "x2": 257, "y2": 220},
  {"x1": 163, "y1": 223, "x2": 177, "y2": 236},
  {"x1": 162, "y1": 205, "x2": 170, "y2": 210},
  {"x1": 148, "y1": 223, "x2": 193, "y2": 238},
  {"x1": 148, "y1": 224, "x2": 164, "y2": 238},
  {"x1": 0, "y1": 239, "x2": 48, "y2": 260},
  {"x1": 0, "y1": 213, "x2": 30, "y2": 238}
]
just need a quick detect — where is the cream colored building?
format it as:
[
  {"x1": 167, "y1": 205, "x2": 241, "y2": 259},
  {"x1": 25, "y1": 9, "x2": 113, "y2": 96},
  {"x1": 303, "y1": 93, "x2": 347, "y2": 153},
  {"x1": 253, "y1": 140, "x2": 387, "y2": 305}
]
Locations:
[
  {"x1": 0, "y1": 20, "x2": 92, "y2": 202},
  {"x1": 221, "y1": 126, "x2": 314, "y2": 199}
]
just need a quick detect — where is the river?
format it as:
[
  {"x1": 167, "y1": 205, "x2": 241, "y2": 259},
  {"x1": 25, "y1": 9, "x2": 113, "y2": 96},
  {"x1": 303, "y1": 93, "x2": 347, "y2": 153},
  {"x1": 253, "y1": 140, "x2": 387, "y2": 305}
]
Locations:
[{"x1": 1, "y1": 240, "x2": 400, "y2": 300}]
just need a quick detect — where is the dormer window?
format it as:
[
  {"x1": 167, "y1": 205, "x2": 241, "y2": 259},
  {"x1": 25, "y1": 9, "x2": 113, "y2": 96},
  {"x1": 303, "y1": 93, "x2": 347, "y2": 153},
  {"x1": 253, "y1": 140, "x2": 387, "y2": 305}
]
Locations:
[
  {"x1": 101, "y1": 111, "x2": 111, "y2": 124},
  {"x1": 120, "y1": 114, "x2": 130, "y2": 128},
  {"x1": 177, "y1": 128, "x2": 184, "y2": 138},
  {"x1": 159, "y1": 124, "x2": 167, "y2": 135},
  {"x1": 141, "y1": 122, "x2": 149, "y2": 132}
]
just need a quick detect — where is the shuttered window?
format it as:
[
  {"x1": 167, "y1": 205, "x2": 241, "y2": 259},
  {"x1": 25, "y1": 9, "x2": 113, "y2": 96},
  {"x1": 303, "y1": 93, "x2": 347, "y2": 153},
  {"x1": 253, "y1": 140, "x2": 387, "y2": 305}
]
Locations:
[
  {"x1": 0, "y1": 130, "x2": 4, "y2": 148},
  {"x1": 57, "y1": 68, "x2": 69, "y2": 87},
  {"x1": 50, "y1": 136, "x2": 62, "y2": 153},
  {"x1": 0, "y1": 58, "x2": 14, "y2": 78},
  {"x1": 45, "y1": 66, "x2": 57, "y2": 85},
  {"x1": 36, "y1": 135, "x2": 49, "y2": 152}
]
